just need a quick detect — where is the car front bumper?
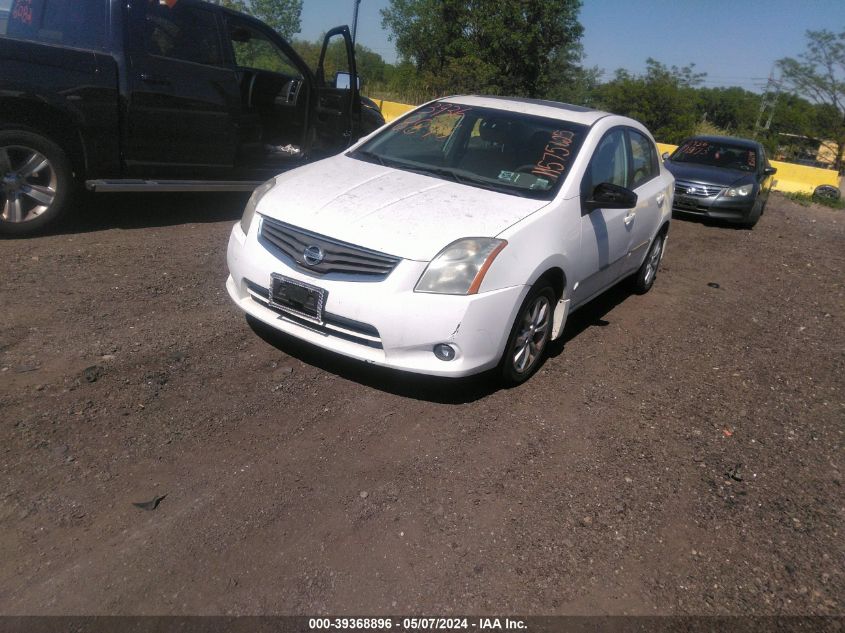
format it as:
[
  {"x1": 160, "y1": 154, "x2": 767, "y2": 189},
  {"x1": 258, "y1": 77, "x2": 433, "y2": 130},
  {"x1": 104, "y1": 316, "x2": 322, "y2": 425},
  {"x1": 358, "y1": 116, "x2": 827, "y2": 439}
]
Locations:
[
  {"x1": 672, "y1": 193, "x2": 757, "y2": 222},
  {"x1": 226, "y1": 221, "x2": 528, "y2": 377}
]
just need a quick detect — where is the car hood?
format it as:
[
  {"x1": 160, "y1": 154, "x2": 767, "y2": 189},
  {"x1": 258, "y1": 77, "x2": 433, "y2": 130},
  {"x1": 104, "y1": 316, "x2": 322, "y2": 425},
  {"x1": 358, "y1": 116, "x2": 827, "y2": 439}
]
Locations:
[
  {"x1": 665, "y1": 161, "x2": 754, "y2": 187},
  {"x1": 256, "y1": 154, "x2": 550, "y2": 261}
]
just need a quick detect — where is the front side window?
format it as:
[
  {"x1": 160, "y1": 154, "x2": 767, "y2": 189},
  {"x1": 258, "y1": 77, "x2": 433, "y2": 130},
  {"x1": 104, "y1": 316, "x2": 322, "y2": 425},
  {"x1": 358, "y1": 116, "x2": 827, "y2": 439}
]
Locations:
[
  {"x1": 628, "y1": 129, "x2": 659, "y2": 188},
  {"x1": 141, "y1": 0, "x2": 222, "y2": 66},
  {"x1": 671, "y1": 139, "x2": 757, "y2": 172},
  {"x1": 583, "y1": 129, "x2": 629, "y2": 196},
  {"x1": 4, "y1": 0, "x2": 106, "y2": 50},
  {"x1": 350, "y1": 102, "x2": 587, "y2": 199},
  {"x1": 227, "y1": 20, "x2": 301, "y2": 77}
]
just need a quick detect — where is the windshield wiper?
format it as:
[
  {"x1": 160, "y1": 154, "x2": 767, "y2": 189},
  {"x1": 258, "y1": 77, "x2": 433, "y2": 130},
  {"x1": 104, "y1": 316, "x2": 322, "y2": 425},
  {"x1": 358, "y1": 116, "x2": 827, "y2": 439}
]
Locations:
[{"x1": 349, "y1": 149, "x2": 385, "y2": 166}]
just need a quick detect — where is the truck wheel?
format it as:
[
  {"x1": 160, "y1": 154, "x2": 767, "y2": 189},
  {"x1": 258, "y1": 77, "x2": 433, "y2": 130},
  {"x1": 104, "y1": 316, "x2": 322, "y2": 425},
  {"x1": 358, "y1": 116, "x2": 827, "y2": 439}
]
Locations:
[{"x1": 0, "y1": 130, "x2": 75, "y2": 236}]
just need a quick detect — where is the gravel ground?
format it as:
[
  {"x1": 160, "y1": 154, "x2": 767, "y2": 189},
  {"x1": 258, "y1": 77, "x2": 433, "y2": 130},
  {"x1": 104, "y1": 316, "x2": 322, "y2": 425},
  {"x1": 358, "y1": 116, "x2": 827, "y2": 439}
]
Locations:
[{"x1": 0, "y1": 192, "x2": 842, "y2": 616}]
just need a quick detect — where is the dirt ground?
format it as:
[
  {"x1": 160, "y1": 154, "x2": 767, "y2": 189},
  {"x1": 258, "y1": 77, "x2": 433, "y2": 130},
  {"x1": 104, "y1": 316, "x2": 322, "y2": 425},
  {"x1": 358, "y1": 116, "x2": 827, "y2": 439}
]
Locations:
[{"x1": 0, "y1": 192, "x2": 842, "y2": 616}]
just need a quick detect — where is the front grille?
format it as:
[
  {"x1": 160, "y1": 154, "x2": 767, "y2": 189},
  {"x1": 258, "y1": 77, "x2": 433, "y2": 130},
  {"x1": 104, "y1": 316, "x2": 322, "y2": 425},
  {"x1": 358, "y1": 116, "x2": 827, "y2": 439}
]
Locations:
[
  {"x1": 244, "y1": 280, "x2": 383, "y2": 349},
  {"x1": 674, "y1": 179, "x2": 723, "y2": 198},
  {"x1": 260, "y1": 216, "x2": 400, "y2": 278}
]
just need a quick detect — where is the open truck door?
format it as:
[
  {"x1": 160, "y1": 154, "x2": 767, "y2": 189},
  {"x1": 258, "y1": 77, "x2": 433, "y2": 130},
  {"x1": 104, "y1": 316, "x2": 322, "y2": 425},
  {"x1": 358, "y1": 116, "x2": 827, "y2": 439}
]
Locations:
[{"x1": 313, "y1": 25, "x2": 359, "y2": 159}]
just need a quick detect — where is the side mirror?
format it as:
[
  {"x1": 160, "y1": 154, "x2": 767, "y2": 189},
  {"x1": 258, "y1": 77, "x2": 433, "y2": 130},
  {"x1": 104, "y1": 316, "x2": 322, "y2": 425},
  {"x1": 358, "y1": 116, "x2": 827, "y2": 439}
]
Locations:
[
  {"x1": 229, "y1": 27, "x2": 251, "y2": 43},
  {"x1": 764, "y1": 166, "x2": 777, "y2": 176},
  {"x1": 661, "y1": 152, "x2": 670, "y2": 161},
  {"x1": 335, "y1": 71, "x2": 361, "y2": 90},
  {"x1": 585, "y1": 182, "x2": 638, "y2": 211}
]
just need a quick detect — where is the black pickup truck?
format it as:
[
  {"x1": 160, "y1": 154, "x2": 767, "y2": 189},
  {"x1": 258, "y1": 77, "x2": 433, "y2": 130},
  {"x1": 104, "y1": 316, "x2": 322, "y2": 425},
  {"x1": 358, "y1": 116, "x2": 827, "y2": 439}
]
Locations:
[{"x1": 0, "y1": 0, "x2": 385, "y2": 234}]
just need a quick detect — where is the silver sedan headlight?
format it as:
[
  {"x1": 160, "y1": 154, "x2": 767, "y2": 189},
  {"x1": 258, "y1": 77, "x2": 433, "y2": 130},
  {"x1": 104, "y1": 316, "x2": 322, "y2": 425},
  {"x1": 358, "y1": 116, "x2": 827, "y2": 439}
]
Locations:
[
  {"x1": 240, "y1": 177, "x2": 276, "y2": 234},
  {"x1": 415, "y1": 238, "x2": 507, "y2": 295}
]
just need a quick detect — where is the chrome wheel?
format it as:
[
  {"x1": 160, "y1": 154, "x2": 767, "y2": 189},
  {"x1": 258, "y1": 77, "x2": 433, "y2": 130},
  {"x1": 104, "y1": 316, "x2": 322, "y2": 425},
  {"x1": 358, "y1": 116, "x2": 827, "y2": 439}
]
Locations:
[
  {"x1": 643, "y1": 235, "x2": 663, "y2": 286},
  {"x1": 512, "y1": 294, "x2": 551, "y2": 374},
  {"x1": 0, "y1": 145, "x2": 57, "y2": 223}
]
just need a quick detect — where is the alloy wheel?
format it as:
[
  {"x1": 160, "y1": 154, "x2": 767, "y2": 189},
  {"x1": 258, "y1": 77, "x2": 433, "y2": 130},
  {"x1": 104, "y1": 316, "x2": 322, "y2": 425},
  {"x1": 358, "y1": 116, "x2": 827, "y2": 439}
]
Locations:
[
  {"x1": 0, "y1": 145, "x2": 57, "y2": 223},
  {"x1": 644, "y1": 235, "x2": 663, "y2": 285},
  {"x1": 512, "y1": 294, "x2": 551, "y2": 374}
]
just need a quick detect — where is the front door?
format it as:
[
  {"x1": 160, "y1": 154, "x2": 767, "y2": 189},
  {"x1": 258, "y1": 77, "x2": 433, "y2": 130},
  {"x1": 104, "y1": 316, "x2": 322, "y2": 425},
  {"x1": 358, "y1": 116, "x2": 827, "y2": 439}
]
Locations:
[
  {"x1": 124, "y1": 0, "x2": 241, "y2": 178},
  {"x1": 311, "y1": 26, "x2": 359, "y2": 160},
  {"x1": 622, "y1": 129, "x2": 665, "y2": 275},
  {"x1": 573, "y1": 128, "x2": 635, "y2": 305}
]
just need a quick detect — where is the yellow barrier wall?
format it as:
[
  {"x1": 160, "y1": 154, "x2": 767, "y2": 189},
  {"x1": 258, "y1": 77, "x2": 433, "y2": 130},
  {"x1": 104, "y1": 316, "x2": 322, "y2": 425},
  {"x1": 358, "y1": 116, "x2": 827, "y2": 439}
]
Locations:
[{"x1": 375, "y1": 105, "x2": 840, "y2": 195}]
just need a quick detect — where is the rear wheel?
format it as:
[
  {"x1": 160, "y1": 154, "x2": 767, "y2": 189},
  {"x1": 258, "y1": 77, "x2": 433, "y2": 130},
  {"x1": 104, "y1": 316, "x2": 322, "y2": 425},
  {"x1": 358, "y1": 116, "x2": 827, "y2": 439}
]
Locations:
[
  {"x1": 631, "y1": 232, "x2": 665, "y2": 294},
  {"x1": 0, "y1": 130, "x2": 75, "y2": 236},
  {"x1": 500, "y1": 283, "x2": 555, "y2": 385}
]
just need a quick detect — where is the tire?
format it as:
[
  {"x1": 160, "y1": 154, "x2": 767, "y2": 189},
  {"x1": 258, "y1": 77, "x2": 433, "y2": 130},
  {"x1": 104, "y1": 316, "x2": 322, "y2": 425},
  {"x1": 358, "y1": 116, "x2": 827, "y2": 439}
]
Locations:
[
  {"x1": 741, "y1": 199, "x2": 763, "y2": 229},
  {"x1": 0, "y1": 129, "x2": 75, "y2": 236},
  {"x1": 631, "y1": 232, "x2": 665, "y2": 294},
  {"x1": 500, "y1": 283, "x2": 556, "y2": 386},
  {"x1": 813, "y1": 184, "x2": 841, "y2": 201}
]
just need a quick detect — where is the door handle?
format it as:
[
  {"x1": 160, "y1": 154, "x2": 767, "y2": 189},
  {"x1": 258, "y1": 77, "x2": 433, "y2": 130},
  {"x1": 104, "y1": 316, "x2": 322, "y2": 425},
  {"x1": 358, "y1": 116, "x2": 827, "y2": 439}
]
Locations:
[
  {"x1": 623, "y1": 212, "x2": 635, "y2": 226},
  {"x1": 656, "y1": 193, "x2": 665, "y2": 207},
  {"x1": 140, "y1": 73, "x2": 170, "y2": 86}
]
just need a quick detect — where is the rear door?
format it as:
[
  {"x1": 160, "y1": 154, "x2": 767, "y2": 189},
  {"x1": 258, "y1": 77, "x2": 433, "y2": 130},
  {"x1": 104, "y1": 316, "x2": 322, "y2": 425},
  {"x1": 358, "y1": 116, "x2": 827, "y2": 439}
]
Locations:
[
  {"x1": 573, "y1": 128, "x2": 635, "y2": 305},
  {"x1": 124, "y1": 0, "x2": 241, "y2": 178},
  {"x1": 311, "y1": 26, "x2": 359, "y2": 159},
  {"x1": 621, "y1": 128, "x2": 666, "y2": 275}
]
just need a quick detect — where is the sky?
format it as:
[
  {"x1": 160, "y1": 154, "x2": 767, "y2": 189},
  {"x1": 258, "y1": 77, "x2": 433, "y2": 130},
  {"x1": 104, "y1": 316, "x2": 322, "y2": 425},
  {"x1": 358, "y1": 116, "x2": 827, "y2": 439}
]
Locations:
[{"x1": 299, "y1": 0, "x2": 845, "y2": 93}]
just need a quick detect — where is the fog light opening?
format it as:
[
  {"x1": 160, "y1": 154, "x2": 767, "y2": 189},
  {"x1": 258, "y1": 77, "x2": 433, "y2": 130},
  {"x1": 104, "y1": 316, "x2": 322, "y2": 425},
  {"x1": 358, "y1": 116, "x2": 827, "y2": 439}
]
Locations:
[{"x1": 433, "y1": 343, "x2": 457, "y2": 361}]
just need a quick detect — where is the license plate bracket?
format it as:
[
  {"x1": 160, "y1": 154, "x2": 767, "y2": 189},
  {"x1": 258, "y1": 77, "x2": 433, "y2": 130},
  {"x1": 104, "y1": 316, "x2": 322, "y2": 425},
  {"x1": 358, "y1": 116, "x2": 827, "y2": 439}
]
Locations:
[{"x1": 269, "y1": 274, "x2": 327, "y2": 324}]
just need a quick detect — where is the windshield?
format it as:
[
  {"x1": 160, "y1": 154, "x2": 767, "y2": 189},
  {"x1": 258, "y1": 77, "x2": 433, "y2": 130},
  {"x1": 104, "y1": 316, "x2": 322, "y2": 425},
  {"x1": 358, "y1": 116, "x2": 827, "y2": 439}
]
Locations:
[
  {"x1": 349, "y1": 102, "x2": 588, "y2": 199},
  {"x1": 670, "y1": 139, "x2": 758, "y2": 172}
]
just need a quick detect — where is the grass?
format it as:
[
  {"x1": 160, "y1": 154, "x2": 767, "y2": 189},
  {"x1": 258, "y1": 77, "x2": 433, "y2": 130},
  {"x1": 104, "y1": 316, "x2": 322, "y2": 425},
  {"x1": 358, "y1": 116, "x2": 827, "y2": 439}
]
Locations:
[{"x1": 783, "y1": 191, "x2": 845, "y2": 210}]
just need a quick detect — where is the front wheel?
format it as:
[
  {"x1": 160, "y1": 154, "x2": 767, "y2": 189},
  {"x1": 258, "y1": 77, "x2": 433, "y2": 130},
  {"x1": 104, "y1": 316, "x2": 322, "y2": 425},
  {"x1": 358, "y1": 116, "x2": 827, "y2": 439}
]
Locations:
[
  {"x1": 500, "y1": 284, "x2": 555, "y2": 385},
  {"x1": 631, "y1": 232, "x2": 665, "y2": 294},
  {"x1": 0, "y1": 129, "x2": 75, "y2": 236}
]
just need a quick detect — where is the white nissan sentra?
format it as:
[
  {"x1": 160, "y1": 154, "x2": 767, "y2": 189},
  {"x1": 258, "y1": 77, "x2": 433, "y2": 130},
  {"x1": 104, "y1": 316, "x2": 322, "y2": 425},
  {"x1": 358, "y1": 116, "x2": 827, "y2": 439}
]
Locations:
[{"x1": 226, "y1": 96, "x2": 674, "y2": 384}]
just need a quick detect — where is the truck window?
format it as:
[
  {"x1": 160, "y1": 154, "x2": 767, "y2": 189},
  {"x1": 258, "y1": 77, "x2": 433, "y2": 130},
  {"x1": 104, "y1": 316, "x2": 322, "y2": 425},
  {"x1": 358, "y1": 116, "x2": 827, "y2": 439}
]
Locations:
[
  {"x1": 4, "y1": 0, "x2": 106, "y2": 50},
  {"x1": 227, "y1": 20, "x2": 301, "y2": 78},
  {"x1": 140, "y1": 0, "x2": 223, "y2": 66}
]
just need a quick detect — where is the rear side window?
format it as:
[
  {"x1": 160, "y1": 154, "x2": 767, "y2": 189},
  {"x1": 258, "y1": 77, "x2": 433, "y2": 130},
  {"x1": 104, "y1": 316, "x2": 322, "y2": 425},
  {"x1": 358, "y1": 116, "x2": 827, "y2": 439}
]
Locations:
[
  {"x1": 3, "y1": 0, "x2": 106, "y2": 50},
  {"x1": 628, "y1": 129, "x2": 659, "y2": 188},
  {"x1": 140, "y1": 0, "x2": 223, "y2": 66}
]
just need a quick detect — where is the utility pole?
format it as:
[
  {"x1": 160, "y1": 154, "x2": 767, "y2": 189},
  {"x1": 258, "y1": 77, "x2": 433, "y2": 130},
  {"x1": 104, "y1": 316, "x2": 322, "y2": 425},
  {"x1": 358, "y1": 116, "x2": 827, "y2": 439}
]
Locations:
[
  {"x1": 351, "y1": 0, "x2": 362, "y2": 45},
  {"x1": 753, "y1": 70, "x2": 782, "y2": 140}
]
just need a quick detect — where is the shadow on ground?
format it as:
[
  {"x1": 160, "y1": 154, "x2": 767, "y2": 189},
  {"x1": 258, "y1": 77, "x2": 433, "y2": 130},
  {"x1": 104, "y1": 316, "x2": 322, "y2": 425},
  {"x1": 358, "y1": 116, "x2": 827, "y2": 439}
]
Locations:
[
  {"x1": 6, "y1": 191, "x2": 249, "y2": 238},
  {"x1": 247, "y1": 282, "x2": 636, "y2": 404}
]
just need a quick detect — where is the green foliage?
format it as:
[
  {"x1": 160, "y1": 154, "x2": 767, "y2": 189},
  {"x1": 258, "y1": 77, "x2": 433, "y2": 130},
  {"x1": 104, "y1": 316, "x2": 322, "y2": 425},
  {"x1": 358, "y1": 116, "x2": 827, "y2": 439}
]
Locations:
[
  {"x1": 221, "y1": 0, "x2": 302, "y2": 39},
  {"x1": 591, "y1": 59, "x2": 702, "y2": 143},
  {"x1": 777, "y1": 29, "x2": 845, "y2": 169},
  {"x1": 783, "y1": 191, "x2": 845, "y2": 209},
  {"x1": 381, "y1": 0, "x2": 584, "y2": 98}
]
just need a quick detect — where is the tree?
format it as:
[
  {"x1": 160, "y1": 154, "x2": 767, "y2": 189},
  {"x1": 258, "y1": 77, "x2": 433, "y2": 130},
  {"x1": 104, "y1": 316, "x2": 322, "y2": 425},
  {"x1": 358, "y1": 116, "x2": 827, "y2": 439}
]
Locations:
[
  {"x1": 221, "y1": 0, "x2": 302, "y2": 39},
  {"x1": 380, "y1": 0, "x2": 584, "y2": 98},
  {"x1": 777, "y1": 29, "x2": 845, "y2": 170},
  {"x1": 592, "y1": 59, "x2": 704, "y2": 143}
]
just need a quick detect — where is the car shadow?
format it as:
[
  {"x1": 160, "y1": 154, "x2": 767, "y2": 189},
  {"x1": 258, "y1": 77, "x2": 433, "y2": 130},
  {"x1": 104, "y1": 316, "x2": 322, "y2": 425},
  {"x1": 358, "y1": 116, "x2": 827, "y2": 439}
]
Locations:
[
  {"x1": 247, "y1": 281, "x2": 636, "y2": 404},
  {"x1": 670, "y1": 210, "x2": 749, "y2": 230},
  {"x1": 5, "y1": 192, "x2": 249, "y2": 238}
]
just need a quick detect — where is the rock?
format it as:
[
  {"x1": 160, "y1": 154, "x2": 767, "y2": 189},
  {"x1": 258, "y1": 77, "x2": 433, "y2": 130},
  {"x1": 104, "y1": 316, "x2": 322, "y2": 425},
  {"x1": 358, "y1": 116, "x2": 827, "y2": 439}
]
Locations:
[
  {"x1": 359, "y1": 491, "x2": 368, "y2": 499},
  {"x1": 83, "y1": 365, "x2": 104, "y2": 383},
  {"x1": 581, "y1": 516, "x2": 593, "y2": 527}
]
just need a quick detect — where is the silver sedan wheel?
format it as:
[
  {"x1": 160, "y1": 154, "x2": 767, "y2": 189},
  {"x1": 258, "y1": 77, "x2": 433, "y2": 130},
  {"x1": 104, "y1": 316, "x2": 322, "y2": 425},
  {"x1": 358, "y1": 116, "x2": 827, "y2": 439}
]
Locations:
[
  {"x1": 512, "y1": 294, "x2": 551, "y2": 374},
  {"x1": 0, "y1": 145, "x2": 57, "y2": 223},
  {"x1": 644, "y1": 235, "x2": 664, "y2": 286}
]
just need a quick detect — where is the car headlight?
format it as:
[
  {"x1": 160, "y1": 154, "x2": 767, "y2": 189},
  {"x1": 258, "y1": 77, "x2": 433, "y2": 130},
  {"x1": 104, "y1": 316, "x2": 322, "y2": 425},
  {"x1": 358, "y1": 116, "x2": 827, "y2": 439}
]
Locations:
[
  {"x1": 723, "y1": 184, "x2": 753, "y2": 197},
  {"x1": 240, "y1": 177, "x2": 276, "y2": 234},
  {"x1": 415, "y1": 238, "x2": 507, "y2": 295}
]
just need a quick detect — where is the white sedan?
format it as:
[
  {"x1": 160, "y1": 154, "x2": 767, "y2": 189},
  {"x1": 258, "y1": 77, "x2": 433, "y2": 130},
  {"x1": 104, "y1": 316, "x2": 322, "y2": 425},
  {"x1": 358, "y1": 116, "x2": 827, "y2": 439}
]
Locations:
[{"x1": 226, "y1": 95, "x2": 673, "y2": 384}]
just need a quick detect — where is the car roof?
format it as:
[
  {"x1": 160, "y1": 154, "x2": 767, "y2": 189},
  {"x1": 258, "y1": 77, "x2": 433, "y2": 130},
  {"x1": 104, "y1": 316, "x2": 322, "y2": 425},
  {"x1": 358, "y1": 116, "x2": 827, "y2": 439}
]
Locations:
[
  {"x1": 443, "y1": 95, "x2": 611, "y2": 127},
  {"x1": 686, "y1": 135, "x2": 760, "y2": 149}
]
